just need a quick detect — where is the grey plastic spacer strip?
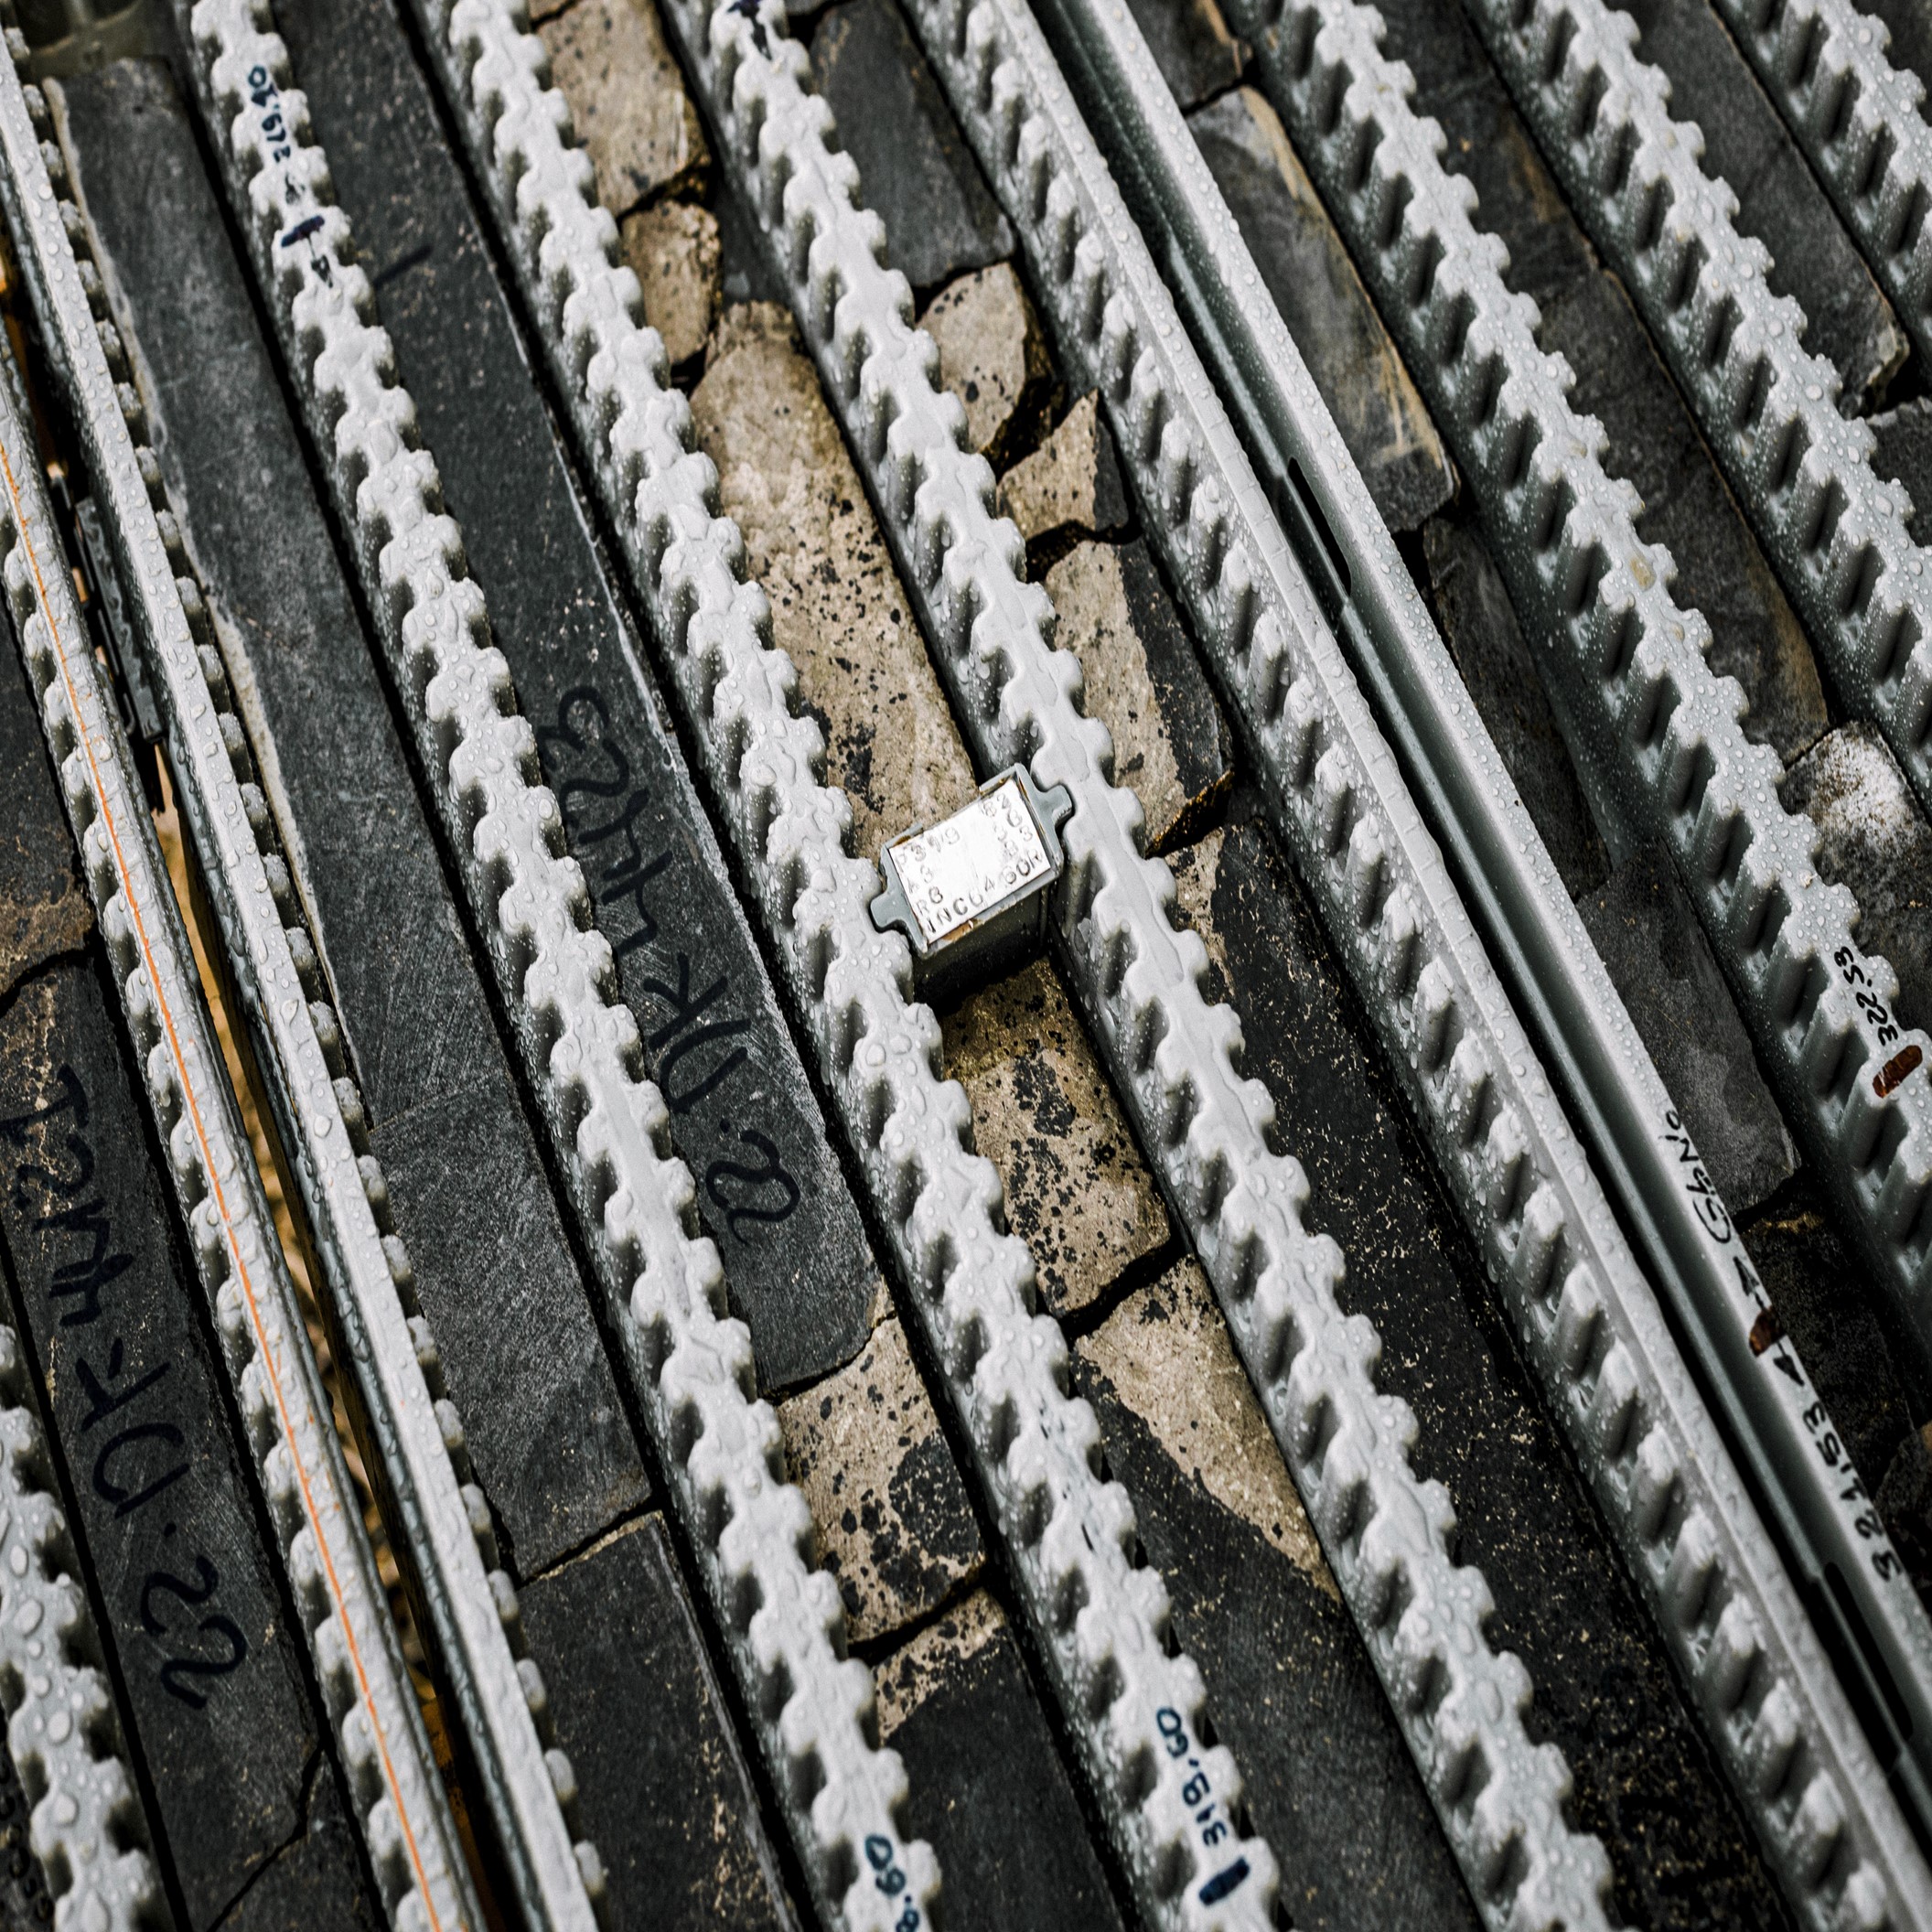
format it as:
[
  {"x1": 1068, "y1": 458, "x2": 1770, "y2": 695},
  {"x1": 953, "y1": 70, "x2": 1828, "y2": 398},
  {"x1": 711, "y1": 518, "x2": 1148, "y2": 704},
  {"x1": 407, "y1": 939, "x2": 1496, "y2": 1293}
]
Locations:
[
  {"x1": 0, "y1": 271, "x2": 474, "y2": 1932},
  {"x1": 169, "y1": 5, "x2": 937, "y2": 1928},
  {"x1": 1709, "y1": 0, "x2": 1932, "y2": 377},
  {"x1": 643, "y1": 0, "x2": 1642, "y2": 1919},
  {"x1": 6, "y1": 52, "x2": 607, "y2": 1932},
  {"x1": 0, "y1": 1321, "x2": 165, "y2": 1928},
  {"x1": 930, "y1": 0, "x2": 1932, "y2": 1916},
  {"x1": 402, "y1": 0, "x2": 1276, "y2": 1920},
  {"x1": 1457, "y1": 0, "x2": 1932, "y2": 903}
]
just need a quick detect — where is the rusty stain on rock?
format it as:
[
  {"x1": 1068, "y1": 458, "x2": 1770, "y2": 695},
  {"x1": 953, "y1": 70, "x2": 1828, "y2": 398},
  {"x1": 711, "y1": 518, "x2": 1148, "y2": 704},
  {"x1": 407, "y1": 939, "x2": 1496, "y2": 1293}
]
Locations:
[
  {"x1": 941, "y1": 956, "x2": 1169, "y2": 1316},
  {"x1": 691, "y1": 301, "x2": 977, "y2": 858}
]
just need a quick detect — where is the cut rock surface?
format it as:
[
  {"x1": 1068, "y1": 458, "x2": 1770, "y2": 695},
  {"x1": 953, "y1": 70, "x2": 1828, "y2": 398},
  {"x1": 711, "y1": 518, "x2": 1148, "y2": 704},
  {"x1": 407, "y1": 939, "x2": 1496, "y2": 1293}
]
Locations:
[
  {"x1": 518, "y1": 1515, "x2": 798, "y2": 1928},
  {"x1": 1370, "y1": 0, "x2": 1830, "y2": 767},
  {"x1": 1619, "y1": 0, "x2": 1905, "y2": 408},
  {"x1": 1191, "y1": 87, "x2": 1453, "y2": 533},
  {"x1": 1073, "y1": 1257, "x2": 1476, "y2": 1932}
]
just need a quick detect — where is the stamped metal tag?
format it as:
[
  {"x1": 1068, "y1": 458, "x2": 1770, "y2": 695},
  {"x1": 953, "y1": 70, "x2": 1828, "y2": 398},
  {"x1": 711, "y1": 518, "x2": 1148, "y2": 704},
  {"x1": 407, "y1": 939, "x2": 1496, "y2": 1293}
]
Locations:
[{"x1": 870, "y1": 767, "x2": 1073, "y2": 1002}]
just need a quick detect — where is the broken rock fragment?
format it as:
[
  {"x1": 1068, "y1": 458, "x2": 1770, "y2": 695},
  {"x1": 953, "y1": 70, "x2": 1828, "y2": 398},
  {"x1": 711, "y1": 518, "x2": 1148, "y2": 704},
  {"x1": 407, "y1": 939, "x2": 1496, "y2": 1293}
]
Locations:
[
  {"x1": 995, "y1": 390, "x2": 1129, "y2": 557},
  {"x1": 1045, "y1": 538, "x2": 1232, "y2": 852},
  {"x1": 940, "y1": 956, "x2": 1169, "y2": 1317},
  {"x1": 619, "y1": 197, "x2": 720, "y2": 370},
  {"x1": 1122, "y1": 0, "x2": 1245, "y2": 109},
  {"x1": 538, "y1": 0, "x2": 708, "y2": 215},
  {"x1": 919, "y1": 261, "x2": 1056, "y2": 466},
  {"x1": 810, "y1": 0, "x2": 1012, "y2": 292}
]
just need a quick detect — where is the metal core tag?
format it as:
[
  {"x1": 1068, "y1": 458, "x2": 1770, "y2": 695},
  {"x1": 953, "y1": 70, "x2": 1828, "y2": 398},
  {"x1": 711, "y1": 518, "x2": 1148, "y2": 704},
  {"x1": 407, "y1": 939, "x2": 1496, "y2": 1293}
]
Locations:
[
  {"x1": 870, "y1": 767, "x2": 1073, "y2": 1002},
  {"x1": 896, "y1": 778, "x2": 1055, "y2": 946}
]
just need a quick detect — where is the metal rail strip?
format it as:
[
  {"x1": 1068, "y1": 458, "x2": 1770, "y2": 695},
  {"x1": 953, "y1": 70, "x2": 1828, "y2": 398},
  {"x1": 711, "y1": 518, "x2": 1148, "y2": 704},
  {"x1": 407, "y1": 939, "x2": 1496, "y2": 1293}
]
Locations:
[
  {"x1": 1458, "y1": 0, "x2": 1932, "y2": 842},
  {"x1": 401, "y1": 2, "x2": 1277, "y2": 1924},
  {"x1": 167, "y1": 7, "x2": 938, "y2": 1929},
  {"x1": 1204, "y1": 0, "x2": 1932, "y2": 1864},
  {"x1": 1708, "y1": 0, "x2": 1932, "y2": 378},
  {"x1": 907, "y1": 0, "x2": 1932, "y2": 1920},
  {"x1": 635, "y1": 0, "x2": 1647, "y2": 1922},
  {"x1": 0, "y1": 244, "x2": 474, "y2": 1932},
  {"x1": 1220, "y1": 0, "x2": 1932, "y2": 1486},
  {"x1": 0, "y1": 41, "x2": 608, "y2": 1931},
  {"x1": 0, "y1": 1312, "x2": 164, "y2": 1927}
]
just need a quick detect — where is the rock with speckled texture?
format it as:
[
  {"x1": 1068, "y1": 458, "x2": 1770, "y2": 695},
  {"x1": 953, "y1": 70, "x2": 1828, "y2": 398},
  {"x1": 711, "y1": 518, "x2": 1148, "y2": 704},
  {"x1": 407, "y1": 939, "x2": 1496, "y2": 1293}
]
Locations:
[
  {"x1": 1190, "y1": 87, "x2": 1453, "y2": 535},
  {"x1": 1781, "y1": 724, "x2": 1932, "y2": 1040},
  {"x1": 940, "y1": 956, "x2": 1169, "y2": 1317},
  {"x1": 518, "y1": 1515, "x2": 798, "y2": 1929},
  {"x1": 537, "y1": 0, "x2": 707, "y2": 215},
  {"x1": 875, "y1": 1592, "x2": 1124, "y2": 1932},
  {"x1": 919, "y1": 263, "x2": 1056, "y2": 465},
  {"x1": 691, "y1": 300, "x2": 979, "y2": 858},
  {"x1": 778, "y1": 1319, "x2": 982, "y2": 1644},
  {"x1": 1044, "y1": 539, "x2": 1232, "y2": 853}
]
